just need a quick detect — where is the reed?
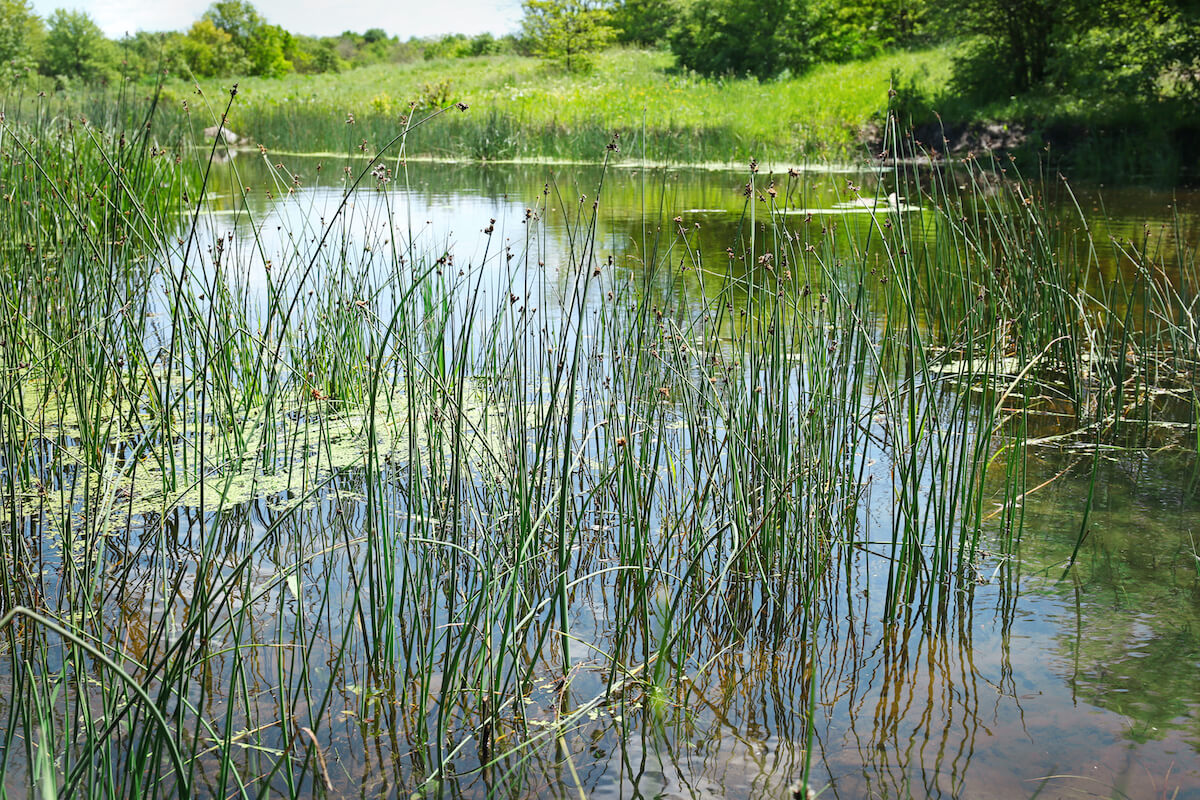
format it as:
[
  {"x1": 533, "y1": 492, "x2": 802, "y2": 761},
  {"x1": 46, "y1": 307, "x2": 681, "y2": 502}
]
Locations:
[{"x1": 0, "y1": 85, "x2": 1195, "y2": 798}]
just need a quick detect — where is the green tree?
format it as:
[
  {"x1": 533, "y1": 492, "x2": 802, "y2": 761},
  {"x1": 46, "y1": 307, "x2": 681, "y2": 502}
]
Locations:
[
  {"x1": 202, "y1": 1, "x2": 264, "y2": 45},
  {"x1": 951, "y1": 0, "x2": 1076, "y2": 93},
  {"x1": 1058, "y1": 1, "x2": 1200, "y2": 102},
  {"x1": 40, "y1": 9, "x2": 117, "y2": 84},
  {"x1": 195, "y1": 2, "x2": 293, "y2": 77},
  {"x1": 944, "y1": 0, "x2": 1200, "y2": 100},
  {"x1": 0, "y1": 0, "x2": 44, "y2": 82},
  {"x1": 468, "y1": 32, "x2": 501, "y2": 56},
  {"x1": 611, "y1": 0, "x2": 678, "y2": 45},
  {"x1": 668, "y1": 0, "x2": 811, "y2": 77},
  {"x1": 179, "y1": 18, "x2": 246, "y2": 76},
  {"x1": 422, "y1": 33, "x2": 469, "y2": 60},
  {"x1": 245, "y1": 23, "x2": 292, "y2": 76},
  {"x1": 292, "y1": 37, "x2": 343, "y2": 73},
  {"x1": 521, "y1": 0, "x2": 615, "y2": 72},
  {"x1": 809, "y1": 0, "x2": 929, "y2": 62},
  {"x1": 118, "y1": 31, "x2": 187, "y2": 77},
  {"x1": 331, "y1": 30, "x2": 411, "y2": 67}
]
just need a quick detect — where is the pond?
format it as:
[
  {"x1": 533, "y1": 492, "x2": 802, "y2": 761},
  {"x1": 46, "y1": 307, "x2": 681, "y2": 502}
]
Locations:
[{"x1": 2, "y1": 148, "x2": 1198, "y2": 799}]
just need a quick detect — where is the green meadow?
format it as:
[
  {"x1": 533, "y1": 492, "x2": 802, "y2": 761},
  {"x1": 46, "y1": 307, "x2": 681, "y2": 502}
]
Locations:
[{"x1": 173, "y1": 48, "x2": 952, "y2": 163}]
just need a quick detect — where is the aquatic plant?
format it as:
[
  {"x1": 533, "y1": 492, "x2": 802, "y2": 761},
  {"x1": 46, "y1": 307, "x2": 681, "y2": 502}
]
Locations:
[{"x1": 0, "y1": 86, "x2": 1196, "y2": 799}]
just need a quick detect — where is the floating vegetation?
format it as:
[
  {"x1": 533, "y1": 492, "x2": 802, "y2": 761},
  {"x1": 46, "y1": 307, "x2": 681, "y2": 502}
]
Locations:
[
  {"x1": 1, "y1": 95, "x2": 1198, "y2": 800},
  {"x1": 3, "y1": 380, "x2": 504, "y2": 520}
]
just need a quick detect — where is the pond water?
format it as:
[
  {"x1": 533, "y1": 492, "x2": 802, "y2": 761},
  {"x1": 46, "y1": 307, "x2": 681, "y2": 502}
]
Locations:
[{"x1": 5, "y1": 152, "x2": 1199, "y2": 799}]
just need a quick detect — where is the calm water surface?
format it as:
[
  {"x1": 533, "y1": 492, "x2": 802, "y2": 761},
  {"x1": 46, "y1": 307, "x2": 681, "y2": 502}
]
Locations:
[
  {"x1": 12, "y1": 154, "x2": 1200, "y2": 799},
  {"x1": 201, "y1": 157, "x2": 1200, "y2": 798}
]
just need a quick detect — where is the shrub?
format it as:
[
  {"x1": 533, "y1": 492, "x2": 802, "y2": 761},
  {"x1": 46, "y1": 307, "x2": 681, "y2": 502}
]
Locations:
[{"x1": 667, "y1": 0, "x2": 813, "y2": 78}]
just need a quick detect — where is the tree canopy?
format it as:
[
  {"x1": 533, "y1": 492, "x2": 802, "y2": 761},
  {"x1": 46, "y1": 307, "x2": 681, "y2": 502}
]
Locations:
[
  {"x1": 521, "y1": 0, "x2": 615, "y2": 72},
  {"x1": 668, "y1": 0, "x2": 812, "y2": 77},
  {"x1": 0, "y1": 0, "x2": 44, "y2": 82},
  {"x1": 41, "y1": 9, "x2": 117, "y2": 84},
  {"x1": 944, "y1": 0, "x2": 1200, "y2": 101}
]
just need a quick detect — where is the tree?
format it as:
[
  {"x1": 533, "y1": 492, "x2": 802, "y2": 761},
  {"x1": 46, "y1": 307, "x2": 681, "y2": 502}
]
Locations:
[
  {"x1": 202, "y1": 1, "x2": 264, "y2": 46},
  {"x1": 468, "y1": 32, "x2": 501, "y2": 56},
  {"x1": 944, "y1": 0, "x2": 1200, "y2": 100},
  {"x1": 195, "y1": 2, "x2": 293, "y2": 77},
  {"x1": 118, "y1": 31, "x2": 191, "y2": 78},
  {"x1": 521, "y1": 0, "x2": 615, "y2": 72},
  {"x1": 40, "y1": 9, "x2": 117, "y2": 84},
  {"x1": 422, "y1": 33, "x2": 469, "y2": 60},
  {"x1": 245, "y1": 23, "x2": 292, "y2": 77},
  {"x1": 809, "y1": 0, "x2": 930, "y2": 62},
  {"x1": 294, "y1": 38, "x2": 343, "y2": 73},
  {"x1": 611, "y1": 0, "x2": 678, "y2": 45},
  {"x1": 668, "y1": 0, "x2": 811, "y2": 77},
  {"x1": 0, "y1": 0, "x2": 44, "y2": 82},
  {"x1": 949, "y1": 0, "x2": 1074, "y2": 93},
  {"x1": 179, "y1": 18, "x2": 246, "y2": 76}
]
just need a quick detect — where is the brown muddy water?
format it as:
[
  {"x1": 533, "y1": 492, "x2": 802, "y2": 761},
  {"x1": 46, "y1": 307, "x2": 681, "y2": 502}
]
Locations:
[{"x1": 3, "y1": 155, "x2": 1199, "y2": 799}]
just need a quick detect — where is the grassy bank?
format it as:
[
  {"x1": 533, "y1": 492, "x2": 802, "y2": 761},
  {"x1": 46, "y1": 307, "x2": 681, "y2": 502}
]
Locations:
[
  {"x1": 8, "y1": 45, "x2": 1195, "y2": 181},
  {"x1": 153, "y1": 45, "x2": 1198, "y2": 182},
  {"x1": 159, "y1": 47, "x2": 952, "y2": 165}
]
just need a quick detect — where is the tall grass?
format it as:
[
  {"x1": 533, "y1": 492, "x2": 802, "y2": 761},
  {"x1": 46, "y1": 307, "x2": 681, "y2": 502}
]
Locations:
[
  {"x1": 143, "y1": 48, "x2": 954, "y2": 164},
  {"x1": 0, "y1": 87, "x2": 1196, "y2": 799}
]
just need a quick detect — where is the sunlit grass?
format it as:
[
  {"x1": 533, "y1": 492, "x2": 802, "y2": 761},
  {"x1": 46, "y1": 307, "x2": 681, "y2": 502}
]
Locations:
[{"x1": 159, "y1": 47, "x2": 954, "y2": 163}]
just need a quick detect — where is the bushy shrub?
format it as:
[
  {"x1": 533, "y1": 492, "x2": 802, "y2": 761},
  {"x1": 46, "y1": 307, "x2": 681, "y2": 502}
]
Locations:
[
  {"x1": 611, "y1": 0, "x2": 678, "y2": 45},
  {"x1": 40, "y1": 9, "x2": 119, "y2": 85},
  {"x1": 946, "y1": 0, "x2": 1200, "y2": 107},
  {"x1": 521, "y1": 0, "x2": 615, "y2": 73},
  {"x1": 667, "y1": 0, "x2": 813, "y2": 78}
]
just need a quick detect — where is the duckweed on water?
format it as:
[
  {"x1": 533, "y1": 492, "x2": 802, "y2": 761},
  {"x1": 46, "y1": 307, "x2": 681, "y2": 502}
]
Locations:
[{"x1": 4, "y1": 380, "x2": 504, "y2": 520}]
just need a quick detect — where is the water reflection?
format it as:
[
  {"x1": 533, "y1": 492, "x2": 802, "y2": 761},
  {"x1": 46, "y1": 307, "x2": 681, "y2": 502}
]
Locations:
[{"x1": 5, "y1": 154, "x2": 1200, "y2": 799}]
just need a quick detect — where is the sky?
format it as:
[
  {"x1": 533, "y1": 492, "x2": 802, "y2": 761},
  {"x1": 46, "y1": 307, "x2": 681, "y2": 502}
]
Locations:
[{"x1": 26, "y1": 0, "x2": 526, "y2": 40}]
